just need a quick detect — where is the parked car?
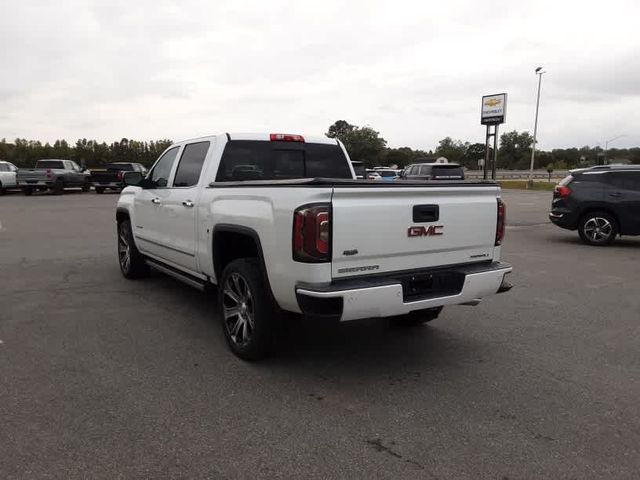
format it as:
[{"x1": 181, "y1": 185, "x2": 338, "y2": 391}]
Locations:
[
  {"x1": 0, "y1": 160, "x2": 19, "y2": 195},
  {"x1": 115, "y1": 132, "x2": 511, "y2": 360},
  {"x1": 402, "y1": 163, "x2": 465, "y2": 180},
  {"x1": 549, "y1": 165, "x2": 640, "y2": 245},
  {"x1": 350, "y1": 161, "x2": 366, "y2": 179},
  {"x1": 365, "y1": 169, "x2": 382, "y2": 180},
  {"x1": 16, "y1": 159, "x2": 90, "y2": 195},
  {"x1": 90, "y1": 162, "x2": 147, "y2": 194},
  {"x1": 376, "y1": 169, "x2": 401, "y2": 181}
]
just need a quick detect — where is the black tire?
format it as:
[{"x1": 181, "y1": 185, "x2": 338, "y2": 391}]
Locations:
[
  {"x1": 578, "y1": 211, "x2": 618, "y2": 246},
  {"x1": 22, "y1": 187, "x2": 33, "y2": 196},
  {"x1": 95, "y1": 187, "x2": 105, "y2": 194},
  {"x1": 117, "y1": 219, "x2": 149, "y2": 279},
  {"x1": 52, "y1": 179, "x2": 64, "y2": 195},
  {"x1": 82, "y1": 182, "x2": 91, "y2": 192},
  {"x1": 390, "y1": 306, "x2": 443, "y2": 327},
  {"x1": 0, "y1": 181, "x2": 4, "y2": 195},
  {"x1": 219, "y1": 258, "x2": 276, "y2": 361}
]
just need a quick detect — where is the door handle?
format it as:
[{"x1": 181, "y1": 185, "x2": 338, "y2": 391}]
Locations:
[
  {"x1": 151, "y1": 197, "x2": 161, "y2": 204},
  {"x1": 182, "y1": 200, "x2": 194, "y2": 208}
]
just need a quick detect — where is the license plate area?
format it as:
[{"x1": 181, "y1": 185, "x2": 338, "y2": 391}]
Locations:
[{"x1": 401, "y1": 271, "x2": 465, "y2": 302}]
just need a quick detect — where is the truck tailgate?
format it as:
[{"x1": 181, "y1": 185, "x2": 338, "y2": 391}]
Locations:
[
  {"x1": 17, "y1": 170, "x2": 47, "y2": 182},
  {"x1": 331, "y1": 185, "x2": 499, "y2": 278}
]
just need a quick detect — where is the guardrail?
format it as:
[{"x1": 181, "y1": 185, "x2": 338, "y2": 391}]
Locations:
[{"x1": 465, "y1": 170, "x2": 568, "y2": 180}]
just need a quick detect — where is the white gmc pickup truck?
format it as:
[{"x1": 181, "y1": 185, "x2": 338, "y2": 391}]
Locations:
[{"x1": 116, "y1": 133, "x2": 512, "y2": 360}]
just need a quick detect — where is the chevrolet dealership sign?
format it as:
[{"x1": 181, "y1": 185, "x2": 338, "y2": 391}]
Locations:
[{"x1": 481, "y1": 93, "x2": 507, "y2": 125}]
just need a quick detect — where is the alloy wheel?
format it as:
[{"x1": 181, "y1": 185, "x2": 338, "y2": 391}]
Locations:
[
  {"x1": 583, "y1": 217, "x2": 613, "y2": 243},
  {"x1": 118, "y1": 224, "x2": 131, "y2": 271},
  {"x1": 222, "y1": 273, "x2": 255, "y2": 347}
]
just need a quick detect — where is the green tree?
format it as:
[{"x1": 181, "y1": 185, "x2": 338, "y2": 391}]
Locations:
[
  {"x1": 499, "y1": 130, "x2": 534, "y2": 169},
  {"x1": 340, "y1": 127, "x2": 387, "y2": 166},
  {"x1": 435, "y1": 137, "x2": 467, "y2": 164},
  {"x1": 326, "y1": 120, "x2": 387, "y2": 166},
  {"x1": 326, "y1": 120, "x2": 355, "y2": 139},
  {"x1": 384, "y1": 147, "x2": 415, "y2": 168},
  {"x1": 463, "y1": 142, "x2": 485, "y2": 169}
]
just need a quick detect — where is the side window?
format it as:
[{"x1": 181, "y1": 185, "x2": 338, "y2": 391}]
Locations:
[
  {"x1": 150, "y1": 147, "x2": 180, "y2": 187},
  {"x1": 71, "y1": 161, "x2": 81, "y2": 171},
  {"x1": 419, "y1": 165, "x2": 431, "y2": 176},
  {"x1": 173, "y1": 141, "x2": 210, "y2": 187},
  {"x1": 627, "y1": 172, "x2": 640, "y2": 191},
  {"x1": 606, "y1": 173, "x2": 628, "y2": 189},
  {"x1": 406, "y1": 166, "x2": 415, "y2": 176},
  {"x1": 614, "y1": 172, "x2": 640, "y2": 191},
  {"x1": 0, "y1": 164, "x2": 8, "y2": 172}
]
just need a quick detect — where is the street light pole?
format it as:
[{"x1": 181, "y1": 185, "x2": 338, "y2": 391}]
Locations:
[
  {"x1": 528, "y1": 67, "x2": 545, "y2": 186},
  {"x1": 603, "y1": 135, "x2": 625, "y2": 165}
]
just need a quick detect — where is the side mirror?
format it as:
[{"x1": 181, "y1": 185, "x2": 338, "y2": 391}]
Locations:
[{"x1": 123, "y1": 171, "x2": 144, "y2": 187}]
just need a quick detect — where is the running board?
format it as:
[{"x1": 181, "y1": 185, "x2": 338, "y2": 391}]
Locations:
[{"x1": 145, "y1": 258, "x2": 208, "y2": 291}]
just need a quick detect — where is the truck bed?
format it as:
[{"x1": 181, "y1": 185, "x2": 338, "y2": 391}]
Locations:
[{"x1": 208, "y1": 178, "x2": 498, "y2": 188}]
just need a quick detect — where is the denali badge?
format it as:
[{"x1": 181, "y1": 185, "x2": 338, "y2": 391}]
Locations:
[
  {"x1": 408, "y1": 225, "x2": 443, "y2": 237},
  {"x1": 337, "y1": 265, "x2": 380, "y2": 274}
]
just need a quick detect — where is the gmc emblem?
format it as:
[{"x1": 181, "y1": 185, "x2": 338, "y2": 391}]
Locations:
[{"x1": 408, "y1": 225, "x2": 443, "y2": 237}]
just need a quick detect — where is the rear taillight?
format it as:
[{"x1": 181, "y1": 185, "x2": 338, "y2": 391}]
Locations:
[
  {"x1": 117, "y1": 171, "x2": 124, "y2": 181},
  {"x1": 293, "y1": 204, "x2": 331, "y2": 262},
  {"x1": 495, "y1": 198, "x2": 506, "y2": 246},
  {"x1": 270, "y1": 133, "x2": 304, "y2": 142},
  {"x1": 46, "y1": 169, "x2": 53, "y2": 178},
  {"x1": 555, "y1": 185, "x2": 571, "y2": 198}
]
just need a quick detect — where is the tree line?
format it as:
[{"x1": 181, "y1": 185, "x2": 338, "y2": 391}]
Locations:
[
  {"x1": 0, "y1": 138, "x2": 173, "y2": 169},
  {"x1": 326, "y1": 120, "x2": 640, "y2": 170},
  {"x1": 2, "y1": 124, "x2": 639, "y2": 171}
]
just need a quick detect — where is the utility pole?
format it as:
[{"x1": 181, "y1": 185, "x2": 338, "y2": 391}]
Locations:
[
  {"x1": 604, "y1": 135, "x2": 625, "y2": 165},
  {"x1": 528, "y1": 67, "x2": 545, "y2": 187}
]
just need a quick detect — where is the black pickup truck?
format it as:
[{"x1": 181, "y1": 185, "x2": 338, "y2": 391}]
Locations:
[{"x1": 90, "y1": 163, "x2": 147, "y2": 193}]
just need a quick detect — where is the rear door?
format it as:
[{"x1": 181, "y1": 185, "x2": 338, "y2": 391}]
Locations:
[
  {"x1": 69, "y1": 161, "x2": 85, "y2": 185},
  {"x1": 160, "y1": 140, "x2": 211, "y2": 271},
  {"x1": 607, "y1": 172, "x2": 640, "y2": 234},
  {"x1": 330, "y1": 185, "x2": 499, "y2": 278},
  {"x1": 416, "y1": 165, "x2": 432, "y2": 180}
]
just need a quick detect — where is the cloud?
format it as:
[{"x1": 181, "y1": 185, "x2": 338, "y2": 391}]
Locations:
[{"x1": 1, "y1": 0, "x2": 639, "y2": 150}]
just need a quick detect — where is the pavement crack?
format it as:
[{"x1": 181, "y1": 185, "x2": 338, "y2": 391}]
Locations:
[
  {"x1": 366, "y1": 438, "x2": 432, "y2": 474},
  {"x1": 366, "y1": 438, "x2": 403, "y2": 459}
]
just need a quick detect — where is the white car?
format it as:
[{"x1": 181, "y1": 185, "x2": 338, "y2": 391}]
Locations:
[
  {"x1": 116, "y1": 133, "x2": 512, "y2": 360},
  {"x1": 0, "y1": 161, "x2": 19, "y2": 194}
]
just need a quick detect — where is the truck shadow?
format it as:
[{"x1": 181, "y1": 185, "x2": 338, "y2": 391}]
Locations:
[
  {"x1": 147, "y1": 271, "x2": 485, "y2": 380},
  {"x1": 273, "y1": 316, "x2": 481, "y2": 372}
]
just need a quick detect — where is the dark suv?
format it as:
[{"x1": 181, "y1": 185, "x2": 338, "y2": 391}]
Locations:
[
  {"x1": 401, "y1": 163, "x2": 464, "y2": 180},
  {"x1": 549, "y1": 165, "x2": 640, "y2": 245}
]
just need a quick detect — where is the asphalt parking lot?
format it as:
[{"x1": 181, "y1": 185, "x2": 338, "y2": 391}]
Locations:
[{"x1": 1, "y1": 189, "x2": 639, "y2": 479}]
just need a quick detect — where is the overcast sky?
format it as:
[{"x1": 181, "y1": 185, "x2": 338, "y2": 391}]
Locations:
[{"x1": 1, "y1": 0, "x2": 639, "y2": 151}]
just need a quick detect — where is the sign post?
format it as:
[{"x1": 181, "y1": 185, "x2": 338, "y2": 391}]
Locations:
[{"x1": 481, "y1": 93, "x2": 507, "y2": 180}]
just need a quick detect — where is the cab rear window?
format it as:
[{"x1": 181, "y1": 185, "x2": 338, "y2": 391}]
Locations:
[
  {"x1": 216, "y1": 141, "x2": 352, "y2": 181},
  {"x1": 35, "y1": 160, "x2": 64, "y2": 169},
  {"x1": 431, "y1": 165, "x2": 464, "y2": 179}
]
